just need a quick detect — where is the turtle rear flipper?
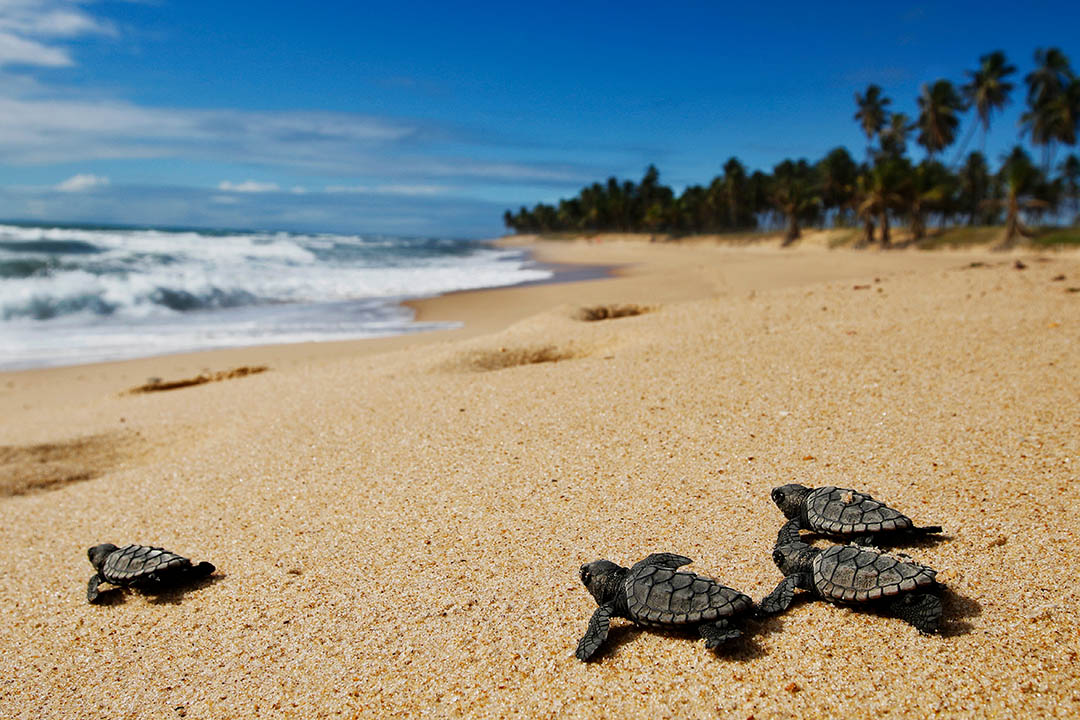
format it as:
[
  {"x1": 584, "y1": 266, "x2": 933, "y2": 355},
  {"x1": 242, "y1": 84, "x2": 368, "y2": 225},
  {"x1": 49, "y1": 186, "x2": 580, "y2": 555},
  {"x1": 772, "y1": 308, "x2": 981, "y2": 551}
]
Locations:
[
  {"x1": 699, "y1": 619, "x2": 741, "y2": 649},
  {"x1": 140, "y1": 561, "x2": 216, "y2": 592},
  {"x1": 889, "y1": 592, "x2": 942, "y2": 634},
  {"x1": 576, "y1": 604, "x2": 614, "y2": 661},
  {"x1": 190, "y1": 561, "x2": 215, "y2": 579}
]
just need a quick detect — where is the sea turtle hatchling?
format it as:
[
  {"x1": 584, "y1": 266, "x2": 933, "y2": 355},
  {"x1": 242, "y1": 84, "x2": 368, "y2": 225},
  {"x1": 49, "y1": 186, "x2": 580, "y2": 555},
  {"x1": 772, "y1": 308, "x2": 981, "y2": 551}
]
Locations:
[
  {"x1": 86, "y1": 543, "x2": 215, "y2": 603},
  {"x1": 760, "y1": 520, "x2": 942, "y2": 633},
  {"x1": 575, "y1": 553, "x2": 754, "y2": 661},
  {"x1": 771, "y1": 483, "x2": 942, "y2": 544}
]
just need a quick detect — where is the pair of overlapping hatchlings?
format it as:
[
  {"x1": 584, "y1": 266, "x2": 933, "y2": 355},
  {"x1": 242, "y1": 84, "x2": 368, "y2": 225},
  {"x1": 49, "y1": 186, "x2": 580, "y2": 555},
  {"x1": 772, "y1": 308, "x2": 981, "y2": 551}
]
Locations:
[{"x1": 575, "y1": 483, "x2": 944, "y2": 661}]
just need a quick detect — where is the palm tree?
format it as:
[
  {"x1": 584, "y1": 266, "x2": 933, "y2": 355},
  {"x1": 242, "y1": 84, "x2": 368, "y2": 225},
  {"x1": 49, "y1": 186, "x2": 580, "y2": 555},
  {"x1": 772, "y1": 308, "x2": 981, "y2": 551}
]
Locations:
[
  {"x1": 956, "y1": 51, "x2": 1016, "y2": 161},
  {"x1": 992, "y1": 146, "x2": 1048, "y2": 248},
  {"x1": 817, "y1": 147, "x2": 858, "y2": 225},
  {"x1": 1022, "y1": 48, "x2": 1077, "y2": 172},
  {"x1": 1061, "y1": 153, "x2": 1080, "y2": 218},
  {"x1": 957, "y1": 152, "x2": 992, "y2": 226},
  {"x1": 879, "y1": 112, "x2": 915, "y2": 159},
  {"x1": 771, "y1": 159, "x2": 820, "y2": 246},
  {"x1": 720, "y1": 157, "x2": 749, "y2": 228},
  {"x1": 853, "y1": 167, "x2": 876, "y2": 246},
  {"x1": 917, "y1": 80, "x2": 965, "y2": 159},
  {"x1": 906, "y1": 160, "x2": 952, "y2": 240},
  {"x1": 858, "y1": 158, "x2": 908, "y2": 248},
  {"x1": 855, "y1": 85, "x2": 891, "y2": 161}
]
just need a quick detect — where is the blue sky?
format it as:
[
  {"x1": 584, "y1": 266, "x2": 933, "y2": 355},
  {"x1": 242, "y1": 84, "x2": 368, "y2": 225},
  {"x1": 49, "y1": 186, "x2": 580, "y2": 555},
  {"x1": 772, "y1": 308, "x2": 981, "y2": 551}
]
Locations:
[{"x1": 0, "y1": 1, "x2": 1076, "y2": 236}]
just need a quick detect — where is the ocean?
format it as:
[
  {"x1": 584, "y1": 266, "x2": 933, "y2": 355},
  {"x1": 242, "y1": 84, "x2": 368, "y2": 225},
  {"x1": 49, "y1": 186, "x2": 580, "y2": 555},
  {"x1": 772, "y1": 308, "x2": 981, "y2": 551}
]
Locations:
[{"x1": 0, "y1": 222, "x2": 552, "y2": 370}]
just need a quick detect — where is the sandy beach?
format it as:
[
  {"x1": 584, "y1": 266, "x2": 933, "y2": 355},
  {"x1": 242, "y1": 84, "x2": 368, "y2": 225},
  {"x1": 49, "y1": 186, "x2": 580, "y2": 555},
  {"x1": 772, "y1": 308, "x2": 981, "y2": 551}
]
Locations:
[{"x1": 2, "y1": 235, "x2": 1079, "y2": 718}]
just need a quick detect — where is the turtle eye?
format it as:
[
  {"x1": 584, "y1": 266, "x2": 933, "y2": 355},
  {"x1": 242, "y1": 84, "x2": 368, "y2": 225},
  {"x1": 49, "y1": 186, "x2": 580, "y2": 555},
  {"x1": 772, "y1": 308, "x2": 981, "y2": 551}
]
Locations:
[
  {"x1": 772, "y1": 489, "x2": 783, "y2": 503},
  {"x1": 772, "y1": 549, "x2": 784, "y2": 566},
  {"x1": 580, "y1": 567, "x2": 591, "y2": 585}
]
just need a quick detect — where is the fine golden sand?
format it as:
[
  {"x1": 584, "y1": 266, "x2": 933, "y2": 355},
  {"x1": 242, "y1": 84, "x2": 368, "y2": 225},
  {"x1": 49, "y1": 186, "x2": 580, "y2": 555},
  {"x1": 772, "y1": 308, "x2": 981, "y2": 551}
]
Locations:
[{"x1": 1, "y1": 236, "x2": 1078, "y2": 718}]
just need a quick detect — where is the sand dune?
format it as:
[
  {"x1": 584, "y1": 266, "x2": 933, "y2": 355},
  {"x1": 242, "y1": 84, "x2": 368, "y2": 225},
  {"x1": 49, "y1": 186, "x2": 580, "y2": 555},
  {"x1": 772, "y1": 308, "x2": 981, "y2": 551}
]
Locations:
[{"x1": 1, "y1": 238, "x2": 1077, "y2": 718}]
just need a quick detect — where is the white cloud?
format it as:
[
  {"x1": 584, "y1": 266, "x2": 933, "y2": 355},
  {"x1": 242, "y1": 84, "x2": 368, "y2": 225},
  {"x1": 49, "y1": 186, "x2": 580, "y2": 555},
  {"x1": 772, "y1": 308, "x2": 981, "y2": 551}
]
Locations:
[
  {"x1": 0, "y1": 1, "x2": 114, "y2": 67},
  {"x1": 55, "y1": 173, "x2": 108, "y2": 191},
  {"x1": 0, "y1": 30, "x2": 71, "y2": 67},
  {"x1": 218, "y1": 180, "x2": 280, "y2": 193},
  {"x1": 290, "y1": 186, "x2": 307, "y2": 195}
]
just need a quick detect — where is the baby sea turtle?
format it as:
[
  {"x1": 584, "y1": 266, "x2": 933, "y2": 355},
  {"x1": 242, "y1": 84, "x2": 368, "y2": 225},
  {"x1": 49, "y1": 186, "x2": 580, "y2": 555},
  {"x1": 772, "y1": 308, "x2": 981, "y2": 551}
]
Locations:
[
  {"x1": 760, "y1": 521, "x2": 942, "y2": 633},
  {"x1": 771, "y1": 483, "x2": 942, "y2": 544},
  {"x1": 576, "y1": 553, "x2": 754, "y2": 661},
  {"x1": 86, "y1": 543, "x2": 215, "y2": 603}
]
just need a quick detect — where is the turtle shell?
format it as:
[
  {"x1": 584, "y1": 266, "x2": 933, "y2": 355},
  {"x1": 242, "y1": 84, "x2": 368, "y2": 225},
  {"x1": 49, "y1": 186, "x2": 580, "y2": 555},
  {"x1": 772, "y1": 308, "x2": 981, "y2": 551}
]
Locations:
[
  {"x1": 804, "y1": 486, "x2": 913, "y2": 535},
  {"x1": 811, "y1": 544, "x2": 936, "y2": 603},
  {"x1": 625, "y1": 562, "x2": 752, "y2": 626},
  {"x1": 101, "y1": 544, "x2": 192, "y2": 583}
]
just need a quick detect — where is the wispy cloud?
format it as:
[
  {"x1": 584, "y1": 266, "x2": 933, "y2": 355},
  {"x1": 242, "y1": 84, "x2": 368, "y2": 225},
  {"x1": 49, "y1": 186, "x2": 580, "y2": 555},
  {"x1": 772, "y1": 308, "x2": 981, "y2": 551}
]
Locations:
[
  {"x1": 55, "y1": 173, "x2": 109, "y2": 191},
  {"x1": 218, "y1": 180, "x2": 281, "y2": 193},
  {"x1": 0, "y1": 1, "x2": 115, "y2": 67},
  {"x1": 0, "y1": 95, "x2": 588, "y2": 185},
  {"x1": 325, "y1": 184, "x2": 449, "y2": 196}
]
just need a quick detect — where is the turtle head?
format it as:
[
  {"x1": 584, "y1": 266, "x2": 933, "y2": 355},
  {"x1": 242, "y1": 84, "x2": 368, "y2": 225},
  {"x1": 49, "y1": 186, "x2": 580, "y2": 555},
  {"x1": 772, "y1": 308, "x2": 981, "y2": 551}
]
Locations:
[
  {"x1": 88, "y1": 543, "x2": 118, "y2": 571},
  {"x1": 772, "y1": 541, "x2": 814, "y2": 576},
  {"x1": 771, "y1": 483, "x2": 810, "y2": 519},
  {"x1": 579, "y1": 559, "x2": 625, "y2": 606}
]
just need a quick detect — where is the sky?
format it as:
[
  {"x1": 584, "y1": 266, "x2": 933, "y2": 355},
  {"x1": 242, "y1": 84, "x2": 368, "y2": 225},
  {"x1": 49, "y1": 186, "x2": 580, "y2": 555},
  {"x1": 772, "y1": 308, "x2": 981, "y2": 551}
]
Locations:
[{"x1": 0, "y1": 0, "x2": 1077, "y2": 237}]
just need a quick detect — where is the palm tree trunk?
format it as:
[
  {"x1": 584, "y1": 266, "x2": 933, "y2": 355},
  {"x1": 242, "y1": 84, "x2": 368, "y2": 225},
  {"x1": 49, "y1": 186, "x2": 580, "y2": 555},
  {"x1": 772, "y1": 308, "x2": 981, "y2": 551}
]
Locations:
[
  {"x1": 997, "y1": 192, "x2": 1032, "y2": 249},
  {"x1": 861, "y1": 217, "x2": 875, "y2": 247},
  {"x1": 782, "y1": 213, "x2": 800, "y2": 246},
  {"x1": 878, "y1": 210, "x2": 891, "y2": 248},
  {"x1": 912, "y1": 208, "x2": 926, "y2": 240}
]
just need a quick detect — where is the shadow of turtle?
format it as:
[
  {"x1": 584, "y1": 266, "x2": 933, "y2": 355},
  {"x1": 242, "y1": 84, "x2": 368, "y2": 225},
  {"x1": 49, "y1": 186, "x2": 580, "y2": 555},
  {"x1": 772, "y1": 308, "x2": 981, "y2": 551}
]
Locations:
[
  {"x1": 145, "y1": 571, "x2": 224, "y2": 605},
  {"x1": 586, "y1": 618, "x2": 767, "y2": 663},
  {"x1": 938, "y1": 586, "x2": 981, "y2": 637},
  {"x1": 89, "y1": 570, "x2": 223, "y2": 606},
  {"x1": 843, "y1": 584, "x2": 978, "y2": 636}
]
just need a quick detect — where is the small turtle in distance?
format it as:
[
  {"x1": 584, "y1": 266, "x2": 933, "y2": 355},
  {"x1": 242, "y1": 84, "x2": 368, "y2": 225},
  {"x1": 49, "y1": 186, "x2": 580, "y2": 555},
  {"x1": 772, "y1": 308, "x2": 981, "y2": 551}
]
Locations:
[
  {"x1": 86, "y1": 543, "x2": 215, "y2": 603},
  {"x1": 771, "y1": 483, "x2": 942, "y2": 545},
  {"x1": 576, "y1": 553, "x2": 754, "y2": 661},
  {"x1": 760, "y1": 521, "x2": 942, "y2": 633}
]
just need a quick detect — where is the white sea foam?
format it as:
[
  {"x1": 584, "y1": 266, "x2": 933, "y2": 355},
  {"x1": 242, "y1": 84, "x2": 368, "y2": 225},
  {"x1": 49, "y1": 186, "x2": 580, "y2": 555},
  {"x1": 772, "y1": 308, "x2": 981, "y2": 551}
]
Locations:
[{"x1": 0, "y1": 224, "x2": 551, "y2": 369}]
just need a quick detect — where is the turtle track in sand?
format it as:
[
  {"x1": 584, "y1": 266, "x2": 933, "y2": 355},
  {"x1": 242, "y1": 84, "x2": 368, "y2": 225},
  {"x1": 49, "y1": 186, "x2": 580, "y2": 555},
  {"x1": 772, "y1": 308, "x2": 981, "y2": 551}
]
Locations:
[
  {"x1": 444, "y1": 344, "x2": 584, "y2": 372},
  {"x1": 573, "y1": 303, "x2": 652, "y2": 322},
  {"x1": 0, "y1": 432, "x2": 140, "y2": 496},
  {"x1": 125, "y1": 365, "x2": 268, "y2": 394}
]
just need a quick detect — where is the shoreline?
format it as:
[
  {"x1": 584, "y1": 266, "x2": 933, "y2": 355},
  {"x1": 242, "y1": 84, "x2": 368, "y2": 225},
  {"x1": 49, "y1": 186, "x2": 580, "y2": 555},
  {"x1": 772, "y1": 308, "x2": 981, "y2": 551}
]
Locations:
[
  {"x1": 5, "y1": 231, "x2": 1072, "y2": 380},
  {"x1": 2, "y1": 233, "x2": 1065, "y2": 392}
]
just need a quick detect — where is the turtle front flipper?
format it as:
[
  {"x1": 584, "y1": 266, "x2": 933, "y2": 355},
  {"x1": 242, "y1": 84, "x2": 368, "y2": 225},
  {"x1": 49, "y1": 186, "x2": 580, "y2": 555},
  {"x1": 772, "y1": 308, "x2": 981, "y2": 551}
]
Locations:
[
  {"x1": 575, "y1": 604, "x2": 614, "y2": 661},
  {"x1": 698, "y1": 618, "x2": 742, "y2": 649},
  {"x1": 87, "y1": 574, "x2": 104, "y2": 603},
  {"x1": 776, "y1": 520, "x2": 803, "y2": 548},
  {"x1": 760, "y1": 574, "x2": 800, "y2": 615}
]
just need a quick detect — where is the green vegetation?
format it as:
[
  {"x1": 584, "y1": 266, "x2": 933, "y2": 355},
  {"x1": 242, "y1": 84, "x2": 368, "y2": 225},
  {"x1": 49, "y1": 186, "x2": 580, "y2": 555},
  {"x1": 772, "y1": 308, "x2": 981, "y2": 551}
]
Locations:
[{"x1": 504, "y1": 48, "x2": 1080, "y2": 248}]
